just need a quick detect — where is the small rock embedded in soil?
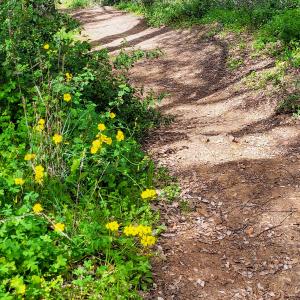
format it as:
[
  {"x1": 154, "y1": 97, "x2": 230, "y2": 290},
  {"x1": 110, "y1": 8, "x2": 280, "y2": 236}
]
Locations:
[{"x1": 196, "y1": 279, "x2": 206, "y2": 287}]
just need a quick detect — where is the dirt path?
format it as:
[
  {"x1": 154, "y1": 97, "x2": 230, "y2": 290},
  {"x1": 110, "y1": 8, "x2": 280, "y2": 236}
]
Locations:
[{"x1": 73, "y1": 7, "x2": 300, "y2": 300}]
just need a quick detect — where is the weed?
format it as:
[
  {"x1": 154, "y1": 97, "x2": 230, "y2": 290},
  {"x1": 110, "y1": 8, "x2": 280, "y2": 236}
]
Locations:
[
  {"x1": 227, "y1": 57, "x2": 244, "y2": 70},
  {"x1": 179, "y1": 199, "x2": 192, "y2": 214}
]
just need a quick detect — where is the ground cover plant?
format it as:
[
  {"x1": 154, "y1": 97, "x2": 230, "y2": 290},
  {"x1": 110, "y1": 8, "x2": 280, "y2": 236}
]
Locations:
[{"x1": 0, "y1": 0, "x2": 164, "y2": 298}]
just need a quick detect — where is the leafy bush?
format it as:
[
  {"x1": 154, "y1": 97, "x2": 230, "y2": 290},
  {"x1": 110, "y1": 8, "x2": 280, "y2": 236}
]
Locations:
[
  {"x1": 0, "y1": 0, "x2": 163, "y2": 298},
  {"x1": 260, "y1": 9, "x2": 300, "y2": 43}
]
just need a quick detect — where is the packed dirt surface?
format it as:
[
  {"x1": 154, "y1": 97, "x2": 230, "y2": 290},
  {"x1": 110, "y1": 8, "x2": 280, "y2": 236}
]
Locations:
[{"x1": 73, "y1": 6, "x2": 300, "y2": 300}]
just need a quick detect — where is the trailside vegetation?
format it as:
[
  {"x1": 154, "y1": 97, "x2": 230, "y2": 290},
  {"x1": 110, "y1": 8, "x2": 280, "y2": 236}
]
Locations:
[{"x1": 0, "y1": 0, "x2": 163, "y2": 298}]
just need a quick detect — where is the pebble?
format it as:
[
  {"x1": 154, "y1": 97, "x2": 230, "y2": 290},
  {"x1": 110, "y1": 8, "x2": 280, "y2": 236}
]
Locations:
[{"x1": 196, "y1": 279, "x2": 205, "y2": 287}]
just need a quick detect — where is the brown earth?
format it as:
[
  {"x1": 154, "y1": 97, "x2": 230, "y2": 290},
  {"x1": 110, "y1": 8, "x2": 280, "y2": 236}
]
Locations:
[{"x1": 73, "y1": 7, "x2": 300, "y2": 300}]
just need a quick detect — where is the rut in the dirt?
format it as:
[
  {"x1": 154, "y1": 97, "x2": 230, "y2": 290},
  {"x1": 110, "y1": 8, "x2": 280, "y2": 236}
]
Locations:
[{"x1": 74, "y1": 7, "x2": 300, "y2": 300}]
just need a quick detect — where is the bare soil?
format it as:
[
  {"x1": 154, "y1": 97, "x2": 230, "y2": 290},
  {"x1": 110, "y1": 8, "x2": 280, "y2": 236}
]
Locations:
[{"x1": 73, "y1": 7, "x2": 300, "y2": 300}]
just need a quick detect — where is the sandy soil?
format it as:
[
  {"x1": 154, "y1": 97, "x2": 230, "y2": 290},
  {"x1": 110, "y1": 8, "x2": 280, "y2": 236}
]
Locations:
[{"x1": 73, "y1": 7, "x2": 300, "y2": 300}]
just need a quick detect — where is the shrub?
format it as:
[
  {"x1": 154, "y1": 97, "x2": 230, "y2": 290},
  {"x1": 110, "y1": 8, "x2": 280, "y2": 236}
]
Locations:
[
  {"x1": 260, "y1": 9, "x2": 300, "y2": 43},
  {"x1": 0, "y1": 0, "x2": 162, "y2": 298}
]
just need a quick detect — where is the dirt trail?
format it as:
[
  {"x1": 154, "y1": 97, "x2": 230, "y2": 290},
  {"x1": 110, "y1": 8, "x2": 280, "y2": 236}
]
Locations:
[{"x1": 73, "y1": 7, "x2": 300, "y2": 300}]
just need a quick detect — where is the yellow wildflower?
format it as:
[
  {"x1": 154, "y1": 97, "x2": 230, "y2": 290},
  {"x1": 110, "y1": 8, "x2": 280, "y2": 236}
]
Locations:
[
  {"x1": 33, "y1": 203, "x2": 43, "y2": 214},
  {"x1": 43, "y1": 44, "x2": 50, "y2": 50},
  {"x1": 98, "y1": 123, "x2": 106, "y2": 131},
  {"x1": 14, "y1": 178, "x2": 25, "y2": 186},
  {"x1": 105, "y1": 221, "x2": 120, "y2": 232},
  {"x1": 123, "y1": 225, "x2": 139, "y2": 236},
  {"x1": 65, "y1": 72, "x2": 73, "y2": 82},
  {"x1": 52, "y1": 133, "x2": 63, "y2": 145},
  {"x1": 90, "y1": 146, "x2": 98, "y2": 154},
  {"x1": 24, "y1": 153, "x2": 36, "y2": 161},
  {"x1": 54, "y1": 223, "x2": 65, "y2": 232},
  {"x1": 123, "y1": 225, "x2": 152, "y2": 237},
  {"x1": 109, "y1": 112, "x2": 116, "y2": 119},
  {"x1": 116, "y1": 130, "x2": 124, "y2": 142},
  {"x1": 100, "y1": 134, "x2": 112, "y2": 145},
  {"x1": 34, "y1": 165, "x2": 44, "y2": 184},
  {"x1": 63, "y1": 93, "x2": 72, "y2": 102},
  {"x1": 140, "y1": 235, "x2": 156, "y2": 247},
  {"x1": 141, "y1": 189, "x2": 157, "y2": 200},
  {"x1": 90, "y1": 139, "x2": 102, "y2": 154},
  {"x1": 137, "y1": 225, "x2": 152, "y2": 237},
  {"x1": 36, "y1": 118, "x2": 45, "y2": 132}
]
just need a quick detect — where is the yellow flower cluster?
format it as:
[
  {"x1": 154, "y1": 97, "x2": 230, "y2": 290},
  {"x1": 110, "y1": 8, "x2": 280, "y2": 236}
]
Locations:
[
  {"x1": 34, "y1": 165, "x2": 44, "y2": 184},
  {"x1": 109, "y1": 112, "x2": 116, "y2": 119},
  {"x1": 105, "y1": 222, "x2": 156, "y2": 247},
  {"x1": 123, "y1": 225, "x2": 152, "y2": 237},
  {"x1": 98, "y1": 123, "x2": 106, "y2": 131},
  {"x1": 33, "y1": 203, "x2": 43, "y2": 214},
  {"x1": 140, "y1": 235, "x2": 156, "y2": 247},
  {"x1": 91, "y1": 122, "x2": 115, "y2": 154},
  {"x1": 116, "y1": 130, "x2": 124, "y2": 142},
  {"x1": 65, "y1": 72, "x2": 73, "y2": 82},
  {"x1": 105, "y1": 221, "x2": 120, "y2": 232},
  {"x1": 141, "y1": 189, "x2": 157, "y2": 200},
  {"x1": 54, "y1": 223, "x2": 65, "y2": 232},
  {"x1": 90, "y1": 139, "x2": 102, "y2": 154},
  {"x1": 99, "y1": 134, "x2": 112, "y2": 145},
  {"x1": 14, "y1": 178, "x2": 25, "y2": 186},
  {"x1": 24, "y1": 153, "x2": 36, "y2": 161},
  {"x1": 52, "y1": 133, "x2": 63, "y2": 145},
  {"x1": 36, "y1": 119, "x2": 45, "y2": 132},
  {"x1": 43, "y1": 43, "x2": 49, "y2": 50},
  {"x1": 123, "y1": 224, "x2": 156, "y2": 247},
  {"x1": 63, "y1": 93, "x2": 72, "y2": 102}
]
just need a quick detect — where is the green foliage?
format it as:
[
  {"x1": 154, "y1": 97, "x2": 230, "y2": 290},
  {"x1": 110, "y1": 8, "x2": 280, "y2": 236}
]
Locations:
[
  {"x1": 277, "y1": 93, "x2": 300, "y2": 116},
  {"x1": 0, "y1": 0, "x2": 164, "y2": 298},
  {"x1": 227, "y1": 57, "x2": 244, "y2": 70}
]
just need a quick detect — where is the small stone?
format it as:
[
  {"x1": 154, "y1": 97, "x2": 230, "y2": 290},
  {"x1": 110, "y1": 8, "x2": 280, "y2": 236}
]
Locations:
[
  {"x1": 157, "y1": 297, "x2": 164, "y2": 300},
  {"x1": 196, "y1": 279, "x2": 205, "y2": 287}
]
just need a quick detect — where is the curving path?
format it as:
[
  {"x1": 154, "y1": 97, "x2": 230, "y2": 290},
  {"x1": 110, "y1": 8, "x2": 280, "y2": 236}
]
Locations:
[{"x1": 73, "y1": 7, "x2": 300, "y2": 300}]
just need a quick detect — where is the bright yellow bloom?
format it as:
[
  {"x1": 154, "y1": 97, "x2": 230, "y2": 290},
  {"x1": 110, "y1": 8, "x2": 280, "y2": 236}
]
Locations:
[
  {"x1": 34, "y1": 165, "x2": 44, "y2": 184},
  {"x1": 43, "y1": 44, "x2": 50, "y2": 50},
  {"x1": 90, "y1": 139, "x2": 102, "y2": 154},
  {"x1": 140, "y1": 235, "x2": 156, "y2": 247},
  {"x1": 14, "y1": 178, "x2": 25, "y2": 186},
  {"x1": 137, "y1": 225, "x2": 152, "y2": 237},
  {"x1": 116, "y1": 130, "x2": 124, "y2": 142},
  {"x1": 90, "y1": 146, "x2": 98, "y2": 154},
  {"x1": 123, "y1": 225, "x2": 152, "y2": 237},
  {"x1": 33, "y1": 203, "x2": 43, "y2": 214},
  {"x1": 54, "y1": 223, "x2": 65, "y2": 232},
  {"x1": 109, "y1": 112, "x2": 116, "y2": 119},
  {"x1": 123, "y1": 225, "x2": 139, "y2": 236},
  {"x1": 105, "y1": 221, "x2": 120, "y2": 232},
  {"x1": 65, "y1": 72, "x2": 73, "y2": 82},
  {"x1": 100, "y1": 134, "x2": 112, "y2": 145},
  {"x1": 63, "y1": 93, "x2": 72, "y2": 102},
  {"x1": 24, "y1": 153, "x2": 36, "y2": 161},
  {"x1": 36, "y1": 119, "x2": 45, "y2": 132},
  {"x1": 141, "y1": 189, "x2": 157, "y2": 200},
  {"x1": 52, "y1": 133, "x2": 63, "y2": 145},
  {"x1": 98, "y1": 123, "x2": 106, "y2": 131}
]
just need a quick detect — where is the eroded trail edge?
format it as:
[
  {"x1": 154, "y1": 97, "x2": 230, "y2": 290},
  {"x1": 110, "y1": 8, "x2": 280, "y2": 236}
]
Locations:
[{"x1": 75, "y1": 7, "x2": 300, "y2": 300}]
